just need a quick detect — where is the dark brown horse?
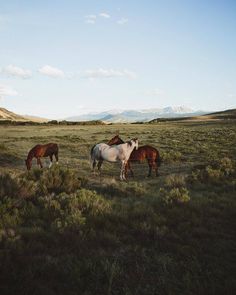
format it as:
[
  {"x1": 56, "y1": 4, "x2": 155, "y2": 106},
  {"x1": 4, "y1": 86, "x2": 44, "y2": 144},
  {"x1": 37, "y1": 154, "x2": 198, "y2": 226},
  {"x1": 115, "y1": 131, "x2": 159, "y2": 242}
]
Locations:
[
  {"x1": 108, "y1": 135, "x2": 161, "y2": 177},
  {"x1": 25, "y1": 143, "x2": 59, "y2": 170}
]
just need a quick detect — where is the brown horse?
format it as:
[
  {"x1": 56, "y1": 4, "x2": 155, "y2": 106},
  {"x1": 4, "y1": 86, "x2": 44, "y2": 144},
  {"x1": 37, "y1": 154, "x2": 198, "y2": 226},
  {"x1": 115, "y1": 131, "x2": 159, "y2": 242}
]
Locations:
[
  {"x1": 25, "y1": 143, "x2": 59, "y2": 170},
  {"x1": 108, "y1": 135, "x2": 161, "y2": 177}
]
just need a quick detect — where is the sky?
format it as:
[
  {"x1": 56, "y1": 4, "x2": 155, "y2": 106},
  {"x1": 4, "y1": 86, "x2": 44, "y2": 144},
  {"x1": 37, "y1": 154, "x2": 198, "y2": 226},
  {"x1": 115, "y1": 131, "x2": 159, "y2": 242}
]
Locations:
[{"x1": 0, "y1": 0, "x2": 236, "y2": 119}]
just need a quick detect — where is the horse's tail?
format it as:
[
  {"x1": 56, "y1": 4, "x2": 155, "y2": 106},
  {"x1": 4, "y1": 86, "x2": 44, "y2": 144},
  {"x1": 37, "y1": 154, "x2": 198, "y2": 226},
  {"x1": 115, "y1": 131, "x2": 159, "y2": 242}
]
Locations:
[
  {"x1": 156, "y1": 151, "x2": 162, "y2": 167},
  {"x1": 54, "y1": 144, "x2": 59, "y2": 162},
  {"x1": 90, "y1": 145, "x2": 96, "y2": 159}
]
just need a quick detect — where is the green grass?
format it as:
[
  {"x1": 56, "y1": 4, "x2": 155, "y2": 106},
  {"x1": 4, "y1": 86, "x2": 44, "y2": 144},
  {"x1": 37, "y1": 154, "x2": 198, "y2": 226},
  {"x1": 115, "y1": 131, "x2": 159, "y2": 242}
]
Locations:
[{"x1": 0, "y1": 121, "x2": 236, "y2": 295}]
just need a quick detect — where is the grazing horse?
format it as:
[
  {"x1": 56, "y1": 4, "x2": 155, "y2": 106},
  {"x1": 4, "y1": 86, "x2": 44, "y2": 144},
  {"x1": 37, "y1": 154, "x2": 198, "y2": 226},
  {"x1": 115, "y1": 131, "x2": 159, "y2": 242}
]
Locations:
[
  {"x1": 90, "y1": 138, "x2": 138, "y2": 180},
  {"x1": 25, "y1": 143, "x2": 59, "y2": 170},
  {"x1": 108, "y1": 135, "x2": 161, "y2": 177}
]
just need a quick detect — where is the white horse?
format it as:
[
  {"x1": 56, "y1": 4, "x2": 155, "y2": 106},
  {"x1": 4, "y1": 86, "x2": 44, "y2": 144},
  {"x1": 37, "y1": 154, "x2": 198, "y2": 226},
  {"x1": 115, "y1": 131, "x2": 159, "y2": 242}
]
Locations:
[{"x1": 90, "y1": 138, "x2": 138, "y2": 180}]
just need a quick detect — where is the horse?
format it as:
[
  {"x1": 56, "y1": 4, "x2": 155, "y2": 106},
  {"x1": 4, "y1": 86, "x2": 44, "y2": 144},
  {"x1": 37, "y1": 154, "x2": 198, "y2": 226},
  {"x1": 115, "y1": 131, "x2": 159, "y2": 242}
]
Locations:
[
  {"x1": 90, "y1": 138, "x2": 138, "y2": 181},
  {"x1": 107, "y1": 135, "x2": 161, "y2": 177},
  {"x1": 25, "y1": 143, "x2": 59, "y2": 170}
]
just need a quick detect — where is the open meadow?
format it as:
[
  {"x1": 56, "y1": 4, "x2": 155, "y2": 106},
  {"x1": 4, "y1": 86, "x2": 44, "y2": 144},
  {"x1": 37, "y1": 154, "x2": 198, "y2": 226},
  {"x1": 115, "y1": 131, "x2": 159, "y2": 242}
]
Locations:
[{"x1": 0, "y1": 120, "x2": 236, "y2": 295}]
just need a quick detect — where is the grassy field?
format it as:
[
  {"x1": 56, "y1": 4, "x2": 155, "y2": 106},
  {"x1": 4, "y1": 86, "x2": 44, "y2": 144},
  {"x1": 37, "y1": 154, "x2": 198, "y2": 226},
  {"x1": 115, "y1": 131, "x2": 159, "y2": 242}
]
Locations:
[{"x1": 0, "y1": 120, "x2": 236, "y2": 295}]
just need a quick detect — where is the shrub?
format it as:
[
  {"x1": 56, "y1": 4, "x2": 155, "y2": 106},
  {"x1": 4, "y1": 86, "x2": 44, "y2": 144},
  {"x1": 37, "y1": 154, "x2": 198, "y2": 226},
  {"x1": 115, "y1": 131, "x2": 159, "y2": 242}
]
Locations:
[
  {"x1": 219, "y1": 157, "x2": 234, "y2": 176},
  {"x1": 165, "y1": 174, "x2": 186, "y2": 188},
  {"x1": 160, "y1": 187, "x2": 190, "y2": 205},
  {"x1": 0, "y1": 173, "x2": 19, "y2": 198},
  {"x1": 38, "y1": 166, "x2": 83, "y2": 195},
  {"x1": 162, "y1": 151, "x2": 182, "y2": 163}
]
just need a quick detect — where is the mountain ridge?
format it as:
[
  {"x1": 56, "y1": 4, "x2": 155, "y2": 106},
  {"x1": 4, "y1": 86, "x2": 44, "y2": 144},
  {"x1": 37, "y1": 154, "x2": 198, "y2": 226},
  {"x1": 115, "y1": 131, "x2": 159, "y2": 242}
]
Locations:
[{"x1": 66, "y1": 106, "x2": 207, "y2": 123}]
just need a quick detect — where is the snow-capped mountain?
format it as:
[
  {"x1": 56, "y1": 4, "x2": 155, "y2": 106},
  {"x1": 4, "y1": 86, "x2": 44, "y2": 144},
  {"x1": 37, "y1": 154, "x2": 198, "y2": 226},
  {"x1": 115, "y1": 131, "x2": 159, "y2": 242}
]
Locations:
[{"x1": 65, "y1": 106, "x2": 206, "y2": 123}]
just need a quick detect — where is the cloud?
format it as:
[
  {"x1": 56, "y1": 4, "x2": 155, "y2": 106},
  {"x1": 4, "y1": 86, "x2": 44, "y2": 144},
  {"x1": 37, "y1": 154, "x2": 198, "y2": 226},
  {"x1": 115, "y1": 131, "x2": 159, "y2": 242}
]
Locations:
[
  {"x1": 99, "y1": 12, "x2": 110, "y2": 19},
  {"x1": 85, "y1": 19, "x2": 96, "y2": 24},
  {"x1": 117, "y1": 18, "x2": 128, "y2": 25},
  {"x1": 228, "y1": 93, "x2": 236, "y2": 98},
  {"x1": 85, "y1": 14, "x2": 96, "y2": 19},
  {"x1": 145, "y1": 89, "x2": 165, "y2": 96},
  {"x1": 1, "y1": 64, "x2": 32, "y2": 79},
  {"x1": 83, "y1": 68, "x2": 137, "y2": 79},
  {"x1": 0, "y1": 84, "x2": 18, "y2": 99},
  {"x1": 85, "y1": 14, "x2": 96, "y2": 24},
  {"x1": 38, "y1": 65, "x2": 66, "y2": 78}
]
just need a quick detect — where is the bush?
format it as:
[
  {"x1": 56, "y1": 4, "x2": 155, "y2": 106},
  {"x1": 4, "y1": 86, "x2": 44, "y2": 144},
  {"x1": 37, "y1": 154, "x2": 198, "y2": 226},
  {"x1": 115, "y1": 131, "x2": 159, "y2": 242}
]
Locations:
[
  {"x1": 165, "y1": 174, "x2": 186, "y2": 188},
  {"x1": 162, "y1": 151, "x2": 182, "y2": 163},
  {"x1": 219, "y1": 157, "x2": 234, "y2": 176},
  {"x1": 189, "y1": 157, "x2": 235, "y2": 185},
  {"x1": 160, "y1": 187, "x2": 190, "y2": 205},
  {"x1": 37, "y1": 166, "x2": 84, "y2": 195},
  {"x1": 160, "y1": 173, "x2": 190, "y2": 205},
  {"x1": 0, "y1": 173, "x2": 19, "y2": 198}
]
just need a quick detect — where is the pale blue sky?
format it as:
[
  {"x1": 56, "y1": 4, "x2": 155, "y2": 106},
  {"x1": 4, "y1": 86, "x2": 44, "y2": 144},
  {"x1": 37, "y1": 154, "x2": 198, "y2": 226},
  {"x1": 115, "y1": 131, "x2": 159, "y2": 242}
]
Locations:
[{"x1": 0, "y1": 0, "x2": 236, "y2": 118}]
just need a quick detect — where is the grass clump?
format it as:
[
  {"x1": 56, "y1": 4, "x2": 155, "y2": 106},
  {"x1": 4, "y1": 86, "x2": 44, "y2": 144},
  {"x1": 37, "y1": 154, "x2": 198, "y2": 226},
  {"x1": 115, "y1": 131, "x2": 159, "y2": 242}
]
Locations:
[{"x1": 160, "y1": 174, "x2": 190, "y2": 205}]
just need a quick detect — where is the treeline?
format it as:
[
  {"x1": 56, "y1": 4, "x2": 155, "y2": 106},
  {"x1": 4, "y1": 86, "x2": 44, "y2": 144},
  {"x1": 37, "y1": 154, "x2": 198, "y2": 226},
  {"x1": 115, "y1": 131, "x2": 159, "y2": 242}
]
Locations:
[{"x1": 0, "y1": 120, "x2": 106, "y2": 126}]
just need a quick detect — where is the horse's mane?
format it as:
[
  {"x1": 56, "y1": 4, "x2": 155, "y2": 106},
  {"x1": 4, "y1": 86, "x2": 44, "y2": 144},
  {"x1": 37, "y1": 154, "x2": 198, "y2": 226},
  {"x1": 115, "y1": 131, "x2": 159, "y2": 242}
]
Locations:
[{"x1": 126, "y1": 138, "x2": 138, "y2": 146}]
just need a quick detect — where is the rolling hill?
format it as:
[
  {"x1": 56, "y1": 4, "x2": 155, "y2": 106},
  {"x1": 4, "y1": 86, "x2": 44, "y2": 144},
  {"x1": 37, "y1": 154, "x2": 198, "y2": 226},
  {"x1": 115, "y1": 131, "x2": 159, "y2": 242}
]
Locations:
[
  {"x1": 0, "y1": 107, "x2": 48, "y2": 123},
  {"x1": 149, "y1": 108, "x2": 236, "y2": 123}
]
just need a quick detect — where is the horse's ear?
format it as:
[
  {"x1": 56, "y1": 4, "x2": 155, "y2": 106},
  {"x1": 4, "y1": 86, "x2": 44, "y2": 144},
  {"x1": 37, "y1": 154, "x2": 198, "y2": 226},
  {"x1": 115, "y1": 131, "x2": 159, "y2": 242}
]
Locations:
[{"x1": 115, "y1": 130, "x2": 120, "y2": 136}]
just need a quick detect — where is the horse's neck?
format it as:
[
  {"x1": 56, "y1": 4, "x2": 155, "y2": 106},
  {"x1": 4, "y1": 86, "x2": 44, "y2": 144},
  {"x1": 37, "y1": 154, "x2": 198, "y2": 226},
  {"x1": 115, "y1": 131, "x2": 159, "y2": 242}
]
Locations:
[
  {"x1": 27, "y1": 149, "x2": 35, "y2": 161},
  {"x1": 125, "y1": 142, "x2": 136, "y2": 156}
]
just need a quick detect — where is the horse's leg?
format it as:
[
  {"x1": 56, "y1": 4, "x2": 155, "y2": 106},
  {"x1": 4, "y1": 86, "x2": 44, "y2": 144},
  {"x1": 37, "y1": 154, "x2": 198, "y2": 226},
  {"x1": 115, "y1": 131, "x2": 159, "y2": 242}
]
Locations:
[
  {"x1": 120, "y1": 161, "x2": 127, "y2": 181},
  {"x1": 49, "y1": 155, "x2": 53, "y2": 168},
  {"x1": 147, "y1": 159, "x2": 152, "y2": 177},
  {"x1": 37, "y1": 157, "x2": 43, "y2": 168},
  {"x1": 127, "y1": 161, "x2": 134, "y2": 177},
  {"x1": 97, "y1": 160, "x2": 103, "y2": 173},
  {"x1": 125, "y1": 162, "x2": 129, "y2": 179},
  {"x1": 55, "y1": 151, "x2": 59, "y2": 164},
  {"x1": 154, "y1": 161, "x2": 159, "y2": 176},
  {"x1": 92, "y1": 160, "x2": 97, "y2": 175}
]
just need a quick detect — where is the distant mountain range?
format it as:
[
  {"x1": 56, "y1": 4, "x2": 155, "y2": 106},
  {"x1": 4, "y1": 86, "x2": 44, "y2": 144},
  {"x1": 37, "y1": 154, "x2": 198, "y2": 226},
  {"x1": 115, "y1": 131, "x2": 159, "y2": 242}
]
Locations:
[
  {"x1": 1, "y1": 106, "x2": 236, "y2": 124},
  {"x1": 66, "y1": 106, "x2": 207, "y2": 123}
]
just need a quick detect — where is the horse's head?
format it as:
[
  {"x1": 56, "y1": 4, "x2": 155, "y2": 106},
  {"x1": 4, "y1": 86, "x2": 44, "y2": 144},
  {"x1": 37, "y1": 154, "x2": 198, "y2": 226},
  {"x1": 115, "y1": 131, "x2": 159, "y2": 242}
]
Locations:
[
  {"x1": 107, "y1": 135, "x2": 124, "y2": 146},
  {"x1": 25, "y1": 158, "x2": 32, "y2": 170},
  {"x1": 131, "y1": 138, "x2": 138, "y2": 150}
]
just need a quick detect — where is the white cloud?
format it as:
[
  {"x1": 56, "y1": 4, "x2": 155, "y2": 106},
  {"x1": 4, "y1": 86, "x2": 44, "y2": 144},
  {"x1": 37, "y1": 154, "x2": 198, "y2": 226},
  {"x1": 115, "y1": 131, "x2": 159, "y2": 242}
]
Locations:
[
  {"x1": 1, "y1": 64, "x2": 32, "y2": 79},
  {"x1": 0, "y1": 84, "x2": 18, "y2": 99},
  {"x1": 99, "y1": 12, "x2": 111, "y2": 19},
  {"x1": 117, "y1": 18, "x2": 128, "y2": 25},
  {"x1": 85, "y1": 14, "x2": 96, "y2": 19},
  {"x1": 38, "y1": 65, "x2": 66, "y2": 78},
  {"x1": 83, "y1": 68, "x2": 137, "y2": 79},
  {"x1": 228, "y1": 93, "x2": 236, "y2": 98},
  {"x1": 85, "y1": 19, "x2": 96, "y2": 24},
  {"x1": 84, "y1": 14, "x2": 96, "y2": 24},
  {"x1": 145, "y1": 89, "x2": 165, "y2": 96}
]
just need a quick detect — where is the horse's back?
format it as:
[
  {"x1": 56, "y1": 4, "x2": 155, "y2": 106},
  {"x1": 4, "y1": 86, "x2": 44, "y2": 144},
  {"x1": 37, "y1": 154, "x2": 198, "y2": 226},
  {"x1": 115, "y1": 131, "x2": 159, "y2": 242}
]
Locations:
[
  {"x1": 31, "y1": 143, "x2": 58, "y2": 157},
  {"x1": 92, "y1": 143, "x2": 120, "y2": 162},
  {"x1": 130, "y1": 145, "x2": 159, "y2": 161}
]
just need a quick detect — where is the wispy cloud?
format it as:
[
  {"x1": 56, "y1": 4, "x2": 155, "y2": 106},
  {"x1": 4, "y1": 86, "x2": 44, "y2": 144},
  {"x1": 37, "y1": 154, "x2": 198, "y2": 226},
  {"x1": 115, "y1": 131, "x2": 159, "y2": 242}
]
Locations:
[
  {"x1": 228, "y1": 93, "x2": 236, "y2": 98},
  {"x1": 0, "y1": 84, "x2": 18, "y2": 99},
  {"x1": 1, "y1": 64, "x2": 32, "y2": 79},
  {"x1": 145, "y1": 88, "x2": 165, "y2": 96},
  {"x1": 38, "y1": 65, "x2": 66, "y2": 78},
  {"x1": 117, "y1": 18, "x2": 128, "y2": 25},
  {"x1": 84, "y1": 14, "x2": 96, "y2": 24},
  {"x1": 99, "y1": 12, "x2": 111, "y2": 19},
  {"x1": 83, "y1": 68, "x2": 136, "y2": 79},
  {"x1": 85, "y1": 19, "x2": 96, "y2": 24}
]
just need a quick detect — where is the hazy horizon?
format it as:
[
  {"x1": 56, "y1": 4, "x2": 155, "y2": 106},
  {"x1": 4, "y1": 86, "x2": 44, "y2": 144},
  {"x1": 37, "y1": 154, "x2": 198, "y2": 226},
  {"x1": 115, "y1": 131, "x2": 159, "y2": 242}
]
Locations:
[{"x1": 0, "y1": 0, "x2": 236, "y2": 118}]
